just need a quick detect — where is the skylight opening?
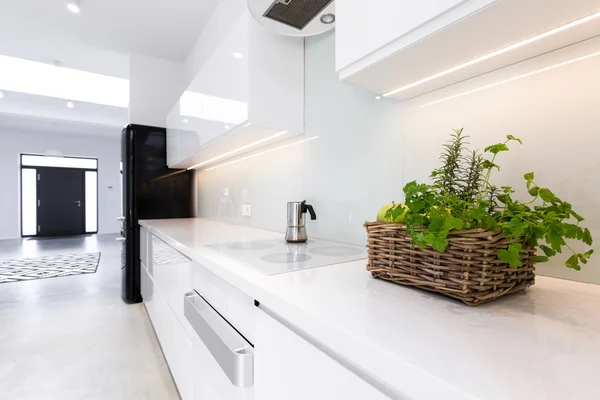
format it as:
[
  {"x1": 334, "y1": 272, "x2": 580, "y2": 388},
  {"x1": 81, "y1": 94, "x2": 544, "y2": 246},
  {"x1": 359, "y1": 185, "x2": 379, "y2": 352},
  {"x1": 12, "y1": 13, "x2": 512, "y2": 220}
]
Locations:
[{"x1": 0, "y1": 55, "x2": 129, "y2": 108}]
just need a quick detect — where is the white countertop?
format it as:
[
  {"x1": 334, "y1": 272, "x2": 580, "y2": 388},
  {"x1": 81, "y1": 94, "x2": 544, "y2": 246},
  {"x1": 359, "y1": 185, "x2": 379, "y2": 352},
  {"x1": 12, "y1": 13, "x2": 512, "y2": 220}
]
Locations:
[{"x1": 140, "y1": 218, "x2": 600, "y2": 400}]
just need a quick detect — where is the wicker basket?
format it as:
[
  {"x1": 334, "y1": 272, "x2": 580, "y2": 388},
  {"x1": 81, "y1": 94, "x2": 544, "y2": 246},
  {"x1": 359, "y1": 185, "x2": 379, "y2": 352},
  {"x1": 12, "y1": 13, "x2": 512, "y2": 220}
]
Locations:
[{"x1": 364, "y1": 222, "x2": 536, "y2": 306}]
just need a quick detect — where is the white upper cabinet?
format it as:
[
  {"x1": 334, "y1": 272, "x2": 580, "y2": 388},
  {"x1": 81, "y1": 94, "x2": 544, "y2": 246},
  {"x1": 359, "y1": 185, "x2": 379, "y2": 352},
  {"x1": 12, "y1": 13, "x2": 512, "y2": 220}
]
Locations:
[
  {"x1": 336, "y1": 0, "x2": 472, "y2": 71},
  {"x1": 336, "y1": 0, "x2": 600, "y2": 100},
  {"x1": 167, "y1": 9, "x2": 304, "y2": 169}
]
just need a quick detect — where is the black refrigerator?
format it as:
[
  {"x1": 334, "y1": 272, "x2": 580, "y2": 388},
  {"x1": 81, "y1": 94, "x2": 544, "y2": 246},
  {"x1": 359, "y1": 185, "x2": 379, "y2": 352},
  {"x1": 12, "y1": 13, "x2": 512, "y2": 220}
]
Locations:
[{"x1": 121, "y1": 124, "x2": 194, "y2": 304}]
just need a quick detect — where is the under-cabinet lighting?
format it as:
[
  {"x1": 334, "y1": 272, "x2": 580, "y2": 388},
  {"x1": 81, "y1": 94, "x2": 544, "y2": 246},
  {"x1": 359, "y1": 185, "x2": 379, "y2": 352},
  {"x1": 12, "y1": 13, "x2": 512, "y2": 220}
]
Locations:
[
  {"x1": 420, "y1": 50, "x2": 600, "y2": 108},
  {"x1": 187, "y1": 130, "x2": 290, "y2": 170},
  {"x1": 384, "y1": 11, "x2": 600, "y2": 97},
  {"x1": 206, "y1": 136, "x2": 319, "y2": 171}
]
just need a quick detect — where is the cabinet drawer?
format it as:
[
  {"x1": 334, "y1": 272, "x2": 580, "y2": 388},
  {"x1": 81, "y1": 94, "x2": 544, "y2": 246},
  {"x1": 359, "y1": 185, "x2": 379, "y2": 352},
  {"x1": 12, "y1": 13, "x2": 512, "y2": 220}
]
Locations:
[
  {"x1": 145, "y1": 277, "x2": 193, "y2": 400},
  {"x1": 153, "y1": 261, "x2": 195, "y2": 339},
  {"x1": 184, "y1": 292, "x2": 254, "y2": 399},
  {"x1": 151, "y1": 235, "x2": 190, "y2": 275},
  {"x1": 193, "y1": 263, "x2": 257, "y2": 343},
  {"x1": 150, "y1": 235, "x2": 195, "y2": 339}
]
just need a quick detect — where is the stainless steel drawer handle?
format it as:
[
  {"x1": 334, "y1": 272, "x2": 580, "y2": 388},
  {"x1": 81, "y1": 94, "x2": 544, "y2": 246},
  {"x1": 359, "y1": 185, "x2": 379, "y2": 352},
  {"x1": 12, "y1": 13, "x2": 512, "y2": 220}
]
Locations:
[{"x1": 184, "y1": 291, "x2": 254, "y2": 387}]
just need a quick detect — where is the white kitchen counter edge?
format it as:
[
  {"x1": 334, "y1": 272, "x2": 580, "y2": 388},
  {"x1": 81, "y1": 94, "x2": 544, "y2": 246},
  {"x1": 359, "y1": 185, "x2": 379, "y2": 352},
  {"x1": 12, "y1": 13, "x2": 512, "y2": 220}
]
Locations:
[{"x1": 140, "y1": 220, "x2": 478, "y2": 400}]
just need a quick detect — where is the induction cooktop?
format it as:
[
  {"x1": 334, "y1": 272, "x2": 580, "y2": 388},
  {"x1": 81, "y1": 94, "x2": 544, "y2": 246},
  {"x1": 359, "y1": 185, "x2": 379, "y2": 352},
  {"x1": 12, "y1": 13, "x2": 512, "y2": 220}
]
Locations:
[{"x1": 203, "y1": 238, "x2": 367, "y2": 275}]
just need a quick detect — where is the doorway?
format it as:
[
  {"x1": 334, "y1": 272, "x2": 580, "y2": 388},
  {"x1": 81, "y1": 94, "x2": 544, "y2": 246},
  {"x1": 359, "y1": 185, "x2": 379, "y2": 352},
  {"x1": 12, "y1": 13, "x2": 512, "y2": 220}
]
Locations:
[{"x1": 20, "y1": 154, "x2": 98, "y2": 237}]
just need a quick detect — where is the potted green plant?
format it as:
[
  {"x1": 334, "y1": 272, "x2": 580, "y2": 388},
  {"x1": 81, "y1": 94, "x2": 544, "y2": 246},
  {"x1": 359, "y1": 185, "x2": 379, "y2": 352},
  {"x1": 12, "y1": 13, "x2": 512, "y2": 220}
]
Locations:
[{"x1": 365, "y1": 129, "x2": 594, "y2": 306}]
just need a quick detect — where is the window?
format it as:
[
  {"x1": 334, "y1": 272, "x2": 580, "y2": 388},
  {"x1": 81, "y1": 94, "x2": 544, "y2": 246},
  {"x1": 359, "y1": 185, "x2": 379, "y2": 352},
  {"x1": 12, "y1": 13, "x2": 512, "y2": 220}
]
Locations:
[
  {"x1": 21, "y1": 169, "x2": 37, "y2": 236},
  {"x1": 85, "y1": 171, "x2": 98, "y2": 233},
  {"x1": 21, "y1": 154, "x2": 97, "y2": 169}
]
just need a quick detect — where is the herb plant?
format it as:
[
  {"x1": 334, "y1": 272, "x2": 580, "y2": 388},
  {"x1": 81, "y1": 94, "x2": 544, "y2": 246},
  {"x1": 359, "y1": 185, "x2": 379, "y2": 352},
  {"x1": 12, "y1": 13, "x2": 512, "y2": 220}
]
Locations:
[{"x1": 385, "y1": 129, "x2": 594, "y2": 270}]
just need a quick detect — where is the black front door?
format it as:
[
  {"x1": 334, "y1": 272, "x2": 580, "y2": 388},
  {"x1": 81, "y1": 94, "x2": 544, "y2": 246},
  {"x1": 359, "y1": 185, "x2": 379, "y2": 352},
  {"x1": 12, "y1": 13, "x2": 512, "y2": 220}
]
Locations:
[{"x1": 38, "y1": 167, "x2": 86, "y2": 237}]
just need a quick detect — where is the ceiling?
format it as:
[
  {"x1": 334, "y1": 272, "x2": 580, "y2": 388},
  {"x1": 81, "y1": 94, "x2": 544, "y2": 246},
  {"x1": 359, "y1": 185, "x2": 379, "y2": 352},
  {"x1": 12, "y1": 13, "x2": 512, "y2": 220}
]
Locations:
[
  {"x1": 0, "y1": 113, "x2": 120, "y2": 138},
  {"x1": 0, "y1": 0, "x2": 220, "y2": 73},
  {"x1": 0, "y1": 0, "x2": 219, "y2": 137},
  {"x1": 0, "y1": 91, "x2": 127, "y2": 137}
]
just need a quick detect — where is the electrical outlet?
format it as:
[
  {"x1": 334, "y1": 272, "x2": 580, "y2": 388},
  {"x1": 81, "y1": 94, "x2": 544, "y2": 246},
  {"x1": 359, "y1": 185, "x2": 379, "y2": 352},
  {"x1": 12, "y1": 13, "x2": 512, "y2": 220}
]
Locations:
[{"x1": 241, "y1": 204, "x2": 252, "y2": 217}]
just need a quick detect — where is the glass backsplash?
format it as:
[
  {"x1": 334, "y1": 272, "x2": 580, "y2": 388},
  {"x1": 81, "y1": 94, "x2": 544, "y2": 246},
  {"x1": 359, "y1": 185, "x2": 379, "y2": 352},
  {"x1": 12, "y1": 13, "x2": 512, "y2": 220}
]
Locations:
[{"x1": 196, "y1": 31, "x2": 600, "y2": 284}]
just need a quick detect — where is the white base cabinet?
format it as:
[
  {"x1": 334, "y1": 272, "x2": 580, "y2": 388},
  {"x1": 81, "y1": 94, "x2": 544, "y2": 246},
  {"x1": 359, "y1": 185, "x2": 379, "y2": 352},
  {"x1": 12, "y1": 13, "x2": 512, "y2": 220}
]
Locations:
[
  {"x1": 185, "y1": 293, "x2": 254, "y2": 400},
  {"x1": 143, "y1": 229, "x2": 389, "y2": 400},
  {"x1": 144, "y1": 267, "x2": 194, "y2": 400},
  {"x1": 254, "y1": 308, "x2": 389, "y2": 400},
  {"x1": 143, "y1": 234, "x2": 195, "y2": 400},
  {"x1": 191, "y1": 332, "x2": 253, "y2": 400}
]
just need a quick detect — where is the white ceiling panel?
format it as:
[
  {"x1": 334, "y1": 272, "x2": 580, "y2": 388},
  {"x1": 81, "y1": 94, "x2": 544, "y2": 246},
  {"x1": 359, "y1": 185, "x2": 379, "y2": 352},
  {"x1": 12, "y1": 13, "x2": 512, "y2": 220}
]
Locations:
[
  {"x1": 0, "y1": 113, "x2": 121, "y2": 138},
  {"x1": 0, "y1": 0, "x2": 220, "y2": 66}
]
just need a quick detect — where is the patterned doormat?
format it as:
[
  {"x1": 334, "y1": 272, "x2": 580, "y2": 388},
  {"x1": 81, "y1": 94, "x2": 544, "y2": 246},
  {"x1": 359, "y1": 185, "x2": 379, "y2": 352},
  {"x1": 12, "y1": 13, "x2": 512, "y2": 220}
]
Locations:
[{"x1": 0, "y1": 253, "x2": 101, "y2": 284}]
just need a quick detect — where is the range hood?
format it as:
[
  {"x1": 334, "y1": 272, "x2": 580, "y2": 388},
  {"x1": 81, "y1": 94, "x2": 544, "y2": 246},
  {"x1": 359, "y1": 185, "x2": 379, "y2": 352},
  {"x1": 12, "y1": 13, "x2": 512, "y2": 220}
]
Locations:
[{"x1": 249, "y1": 0, "x2": 336, "y2": 36}]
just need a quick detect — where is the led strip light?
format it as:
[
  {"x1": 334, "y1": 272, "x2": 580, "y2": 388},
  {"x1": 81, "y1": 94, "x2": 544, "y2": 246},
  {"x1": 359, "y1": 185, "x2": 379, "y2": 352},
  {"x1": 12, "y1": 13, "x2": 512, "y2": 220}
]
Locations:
[
  {"x1": 384, "y1": 11, "x2": 600, "y2": 97},
  {"x1": 206, "y1": 136, "x2": 320, "y2": 171},
  {"x1": 187, "y1": 130, "x2": 289, "y2": 170},
  {"x1": 420, "y1": 50, "x2": 600, "y2": 107}
]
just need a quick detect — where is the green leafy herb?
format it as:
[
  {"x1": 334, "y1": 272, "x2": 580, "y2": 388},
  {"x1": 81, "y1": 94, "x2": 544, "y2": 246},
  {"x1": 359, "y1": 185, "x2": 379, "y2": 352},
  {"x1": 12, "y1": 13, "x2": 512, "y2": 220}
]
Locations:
[
  {"x1": 498, "y1": 242, "x2": 525, "y2": 269},
  {"x1": 391, "y1": 129, "x2": 594, "y2": 271}
]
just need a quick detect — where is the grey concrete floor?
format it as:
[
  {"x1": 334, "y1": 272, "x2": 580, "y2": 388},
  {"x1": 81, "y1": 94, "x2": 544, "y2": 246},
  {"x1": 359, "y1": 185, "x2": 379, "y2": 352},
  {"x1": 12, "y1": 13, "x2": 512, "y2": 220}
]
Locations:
[{"x1": 0, "y1": 234, "x2": 180, "y2": 400}]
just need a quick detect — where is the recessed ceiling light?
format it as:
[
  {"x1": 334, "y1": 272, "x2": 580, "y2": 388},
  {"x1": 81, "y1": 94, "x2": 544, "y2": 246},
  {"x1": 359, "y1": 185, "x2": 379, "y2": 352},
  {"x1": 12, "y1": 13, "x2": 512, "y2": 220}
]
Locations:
[
  {"x1": 232, "y1": 52, "x2": 243, "y2": 59},
  {"x1": 67, "y1": 1, "x2": 80, "y2": 13},
  {"x1": 183, "y1": 118, "x2": 189, "y2": 123},
  {"x1": 375, "y1": 96, "x2": 381, "y2": 100},
  {"x1": 66, "y1": 101, "x2": 75, "y2": 108},
  {"x1": 0, "y1": 91, "x2": 4, "y2": 99},
  {"x1": 225, "y1": 125, "x2": 231, "y2": 130},
  {"x1": 320, "y1": 13, "x2": 335, "y2": 24},
  {"x1": 384, "y1": 10, "x2": 600, "y2": 97}
]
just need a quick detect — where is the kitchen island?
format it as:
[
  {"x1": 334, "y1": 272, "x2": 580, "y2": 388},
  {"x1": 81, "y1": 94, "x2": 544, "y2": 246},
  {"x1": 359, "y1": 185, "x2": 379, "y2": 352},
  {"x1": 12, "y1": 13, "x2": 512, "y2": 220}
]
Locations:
[{"x1": 139, "y1": 218, "x2": 600, "y2": 400}]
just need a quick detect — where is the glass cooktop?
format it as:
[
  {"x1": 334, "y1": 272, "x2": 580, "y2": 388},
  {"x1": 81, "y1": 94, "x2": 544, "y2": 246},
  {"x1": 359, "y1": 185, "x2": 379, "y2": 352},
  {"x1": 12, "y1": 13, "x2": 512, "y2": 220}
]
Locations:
[{"x1": 203, "y1": 238, "x2": 367, "y2": 275}]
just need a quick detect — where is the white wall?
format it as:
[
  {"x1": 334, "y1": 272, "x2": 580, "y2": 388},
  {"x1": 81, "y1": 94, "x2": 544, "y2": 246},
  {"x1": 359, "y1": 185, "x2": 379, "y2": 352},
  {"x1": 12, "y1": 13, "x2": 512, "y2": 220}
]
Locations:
[
  {"x1": 129, "y1": 53, "x2": 185, "y2": 127},
  {"x1": 196, "y1": 32, "x2": 600, "y2": 284},
  {"x1": 0, "y1": 130, "x2": 121, "y2": 239}
]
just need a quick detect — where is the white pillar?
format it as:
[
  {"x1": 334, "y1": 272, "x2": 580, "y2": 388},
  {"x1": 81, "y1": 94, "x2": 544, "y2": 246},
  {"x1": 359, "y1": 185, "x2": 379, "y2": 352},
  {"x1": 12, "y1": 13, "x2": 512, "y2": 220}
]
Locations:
[{"x1": 128, "y1": 53, "x2": 184, "y2": 127}]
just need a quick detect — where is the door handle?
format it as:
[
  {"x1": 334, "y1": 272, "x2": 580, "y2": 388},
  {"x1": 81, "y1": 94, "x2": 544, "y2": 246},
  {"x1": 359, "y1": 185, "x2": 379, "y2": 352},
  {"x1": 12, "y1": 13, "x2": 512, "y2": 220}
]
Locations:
[
  {"x1": 74, "y1": 200, "x2": 81, "y2": 207},
  {"x1": 184, "y1": 291, "x2": 254, "y2": 387},
  {"x1": 115, "y1": 237, "x2": 126, "y2": 242},
  {"x1": 116, "y1": 216, "x2": 125, "y2": 221}
]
